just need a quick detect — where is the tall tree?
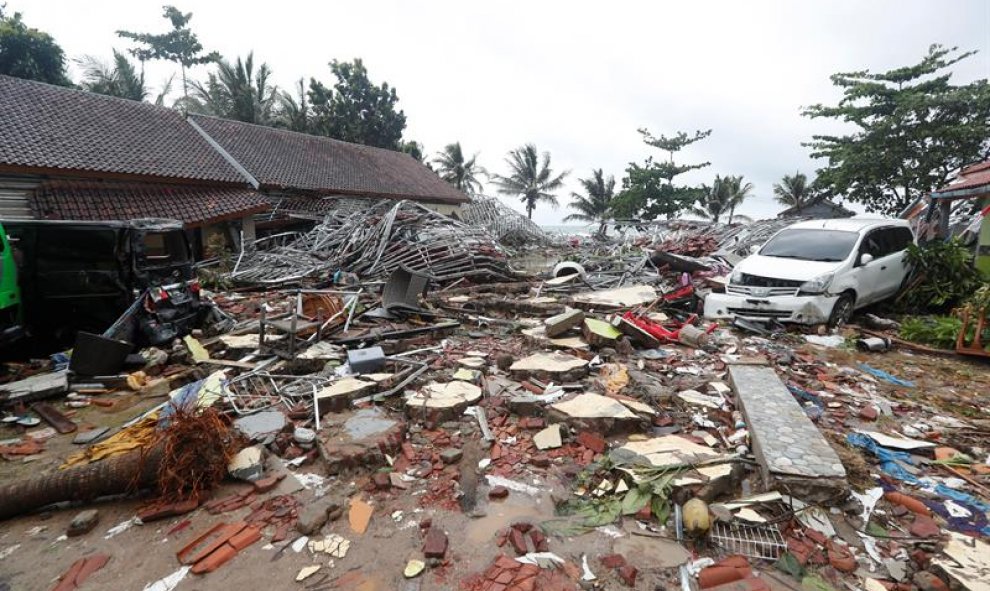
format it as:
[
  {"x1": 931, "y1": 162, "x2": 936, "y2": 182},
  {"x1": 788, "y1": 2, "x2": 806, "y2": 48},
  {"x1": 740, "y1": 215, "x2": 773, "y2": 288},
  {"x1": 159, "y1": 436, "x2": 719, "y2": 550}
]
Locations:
[
  {"x1": 117, "y1": 5, "x2": 219, "y2": 99},
  {"x1": 723, "y1": 175, "x2": 754, "y2": 224},
  {"x1": 691, "y1": 176, "x2": 732, "y2": 223},
  {"x1": 433, "y1": 142, "x2": 485, "y2": 194},
  {"x1": 773, "y1": 171, "x2": 815, "y2": 207},
  {"x1": 804, "y1": 44, "x2": 990, "y2": 216},
  {"x1": 78, "y1": 50, "x2": 148, "y2": 101},
  {"x1": 611, "y1": 129, "x2": 711, "y2": 220},
  {"x1": 277, "y1": 78, "x2": 311, "y2": 132},
  {"x1": 0, "y1": 8, "x2": 71, "y2": 85},
  {"x1": 185, "y1": 53, "x2": 277, "y2": 124},
  {"x1": 564, "y1": 169, "x2": 616, "y2": 235},
  {"x1": 401, "y1": 141, "x2": 426, "y2": 163},
  {"x1": 308, "y1": 59, "x2": 406, "y2": 149},
  {"x1": 492, "y1": 144, "x2": 569, "y2": 219}
]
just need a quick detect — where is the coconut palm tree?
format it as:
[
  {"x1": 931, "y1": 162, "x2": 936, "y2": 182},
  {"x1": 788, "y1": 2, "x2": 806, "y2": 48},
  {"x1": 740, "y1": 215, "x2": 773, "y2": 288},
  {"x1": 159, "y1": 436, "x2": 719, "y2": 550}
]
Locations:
[
  {"x1": 724, "y1": 175, "x2": 754, "y2": 224},
  {"x1": 492, "y1": 144, "x2": 569, "y2": 219},
  {"x1": 692, "y1": 176, "x2": 732, "y2": 223},
  {"x1": 433, "y1": 143, "x2": 485, "y2": 194},
  {"x1": 78, "y1": 50, "x2": 148, "y2": 101},
  {"x1": 773, "y1": 172, "x2": 814, "y2": 207},
  {"x1": 564, "y1": 169, "x2": 615, "y2": 235},
  {"x1": 277, "y1": 78, "x2": 310, "y2": 132},
  {"x1": 184, "y1": 52, "x2": 277, "y2": 125}
]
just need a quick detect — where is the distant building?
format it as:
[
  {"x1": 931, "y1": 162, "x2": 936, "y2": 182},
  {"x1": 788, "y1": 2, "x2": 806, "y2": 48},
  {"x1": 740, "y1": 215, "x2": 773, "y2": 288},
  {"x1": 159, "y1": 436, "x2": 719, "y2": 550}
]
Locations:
[
  {"x1": 777, "y1": 196, "x2": 854, "y2": 219},
  {"x1": 0, "y1": 74, "x2": 467, "y2": 257},
  {"x1": 928, "y1": 160, "x2": 990, "y2": 275}
]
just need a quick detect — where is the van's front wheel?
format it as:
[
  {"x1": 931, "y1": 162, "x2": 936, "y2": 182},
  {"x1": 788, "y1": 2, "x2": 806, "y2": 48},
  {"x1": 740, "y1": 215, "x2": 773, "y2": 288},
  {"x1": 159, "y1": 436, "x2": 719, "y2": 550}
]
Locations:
[{"x1": 828, "y1": 294, "x2": 855, "y2": 329}]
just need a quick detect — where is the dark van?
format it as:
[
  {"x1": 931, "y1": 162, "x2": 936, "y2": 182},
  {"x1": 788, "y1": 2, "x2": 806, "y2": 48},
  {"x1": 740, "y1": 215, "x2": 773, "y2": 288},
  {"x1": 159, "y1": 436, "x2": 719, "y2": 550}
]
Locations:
[{"x1": 2, "y1": 218, "x2": 201, "y2": 349}]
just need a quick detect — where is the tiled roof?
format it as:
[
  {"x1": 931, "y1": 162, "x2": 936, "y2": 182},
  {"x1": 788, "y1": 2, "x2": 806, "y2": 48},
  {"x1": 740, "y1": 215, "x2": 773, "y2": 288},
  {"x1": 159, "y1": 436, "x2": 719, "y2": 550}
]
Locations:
[
  {"x1": 0, "y1": 75, "x2": 244, "y2": 184},
  {"x1": 30, "y1": 181, "x2": 270, "y2": 227},
  {"x1": 189, "y1": 115, "x2": 469, "y2": 204},
  {"x1": 934, "y1": 160, "x2": 990, "y2": 197}
]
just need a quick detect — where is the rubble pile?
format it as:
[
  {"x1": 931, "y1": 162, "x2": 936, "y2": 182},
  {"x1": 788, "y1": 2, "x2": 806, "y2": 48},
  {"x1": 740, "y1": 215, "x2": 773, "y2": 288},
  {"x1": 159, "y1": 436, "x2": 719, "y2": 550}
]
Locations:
[
  {"x1": 0, "y1": 235, "x2": 987, "y2": 591},
  {"x1": 231, "y1": 199, "x2": 518, "y2": 285},
  {"x1": 461, "y1": 194, "x2": 556, "y2": 248}
]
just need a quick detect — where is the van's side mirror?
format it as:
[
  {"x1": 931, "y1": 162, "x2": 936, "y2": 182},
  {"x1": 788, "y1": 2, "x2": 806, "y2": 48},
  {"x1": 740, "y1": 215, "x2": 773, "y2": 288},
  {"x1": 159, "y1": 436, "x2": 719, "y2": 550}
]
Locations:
[{"x1": 859, "y1": 253, "x2": 874, "y2": 266}]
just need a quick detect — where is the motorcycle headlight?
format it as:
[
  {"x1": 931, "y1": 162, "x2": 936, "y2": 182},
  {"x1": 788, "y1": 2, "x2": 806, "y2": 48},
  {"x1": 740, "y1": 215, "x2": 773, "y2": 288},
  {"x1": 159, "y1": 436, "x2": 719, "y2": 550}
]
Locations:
[{"x1": 799, "y1": 273, "x2": 834, "y2": 295}]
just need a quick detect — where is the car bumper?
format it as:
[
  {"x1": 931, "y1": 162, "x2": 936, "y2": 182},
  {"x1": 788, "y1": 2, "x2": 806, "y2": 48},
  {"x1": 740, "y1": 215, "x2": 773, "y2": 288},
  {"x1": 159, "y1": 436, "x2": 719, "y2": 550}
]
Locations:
[{"x1": 703, "y1": 292, "x2": 837, "y2": 325}]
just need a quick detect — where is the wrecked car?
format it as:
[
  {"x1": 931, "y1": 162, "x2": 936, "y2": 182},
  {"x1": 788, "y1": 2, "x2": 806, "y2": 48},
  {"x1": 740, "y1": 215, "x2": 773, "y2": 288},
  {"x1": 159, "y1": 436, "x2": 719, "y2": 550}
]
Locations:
[
  {"x1": 704, "y1": 218, "x2": 915, "y2": 326},
  {"x1": 1, "y1": 218, "x2": 201, "y2": 350}
]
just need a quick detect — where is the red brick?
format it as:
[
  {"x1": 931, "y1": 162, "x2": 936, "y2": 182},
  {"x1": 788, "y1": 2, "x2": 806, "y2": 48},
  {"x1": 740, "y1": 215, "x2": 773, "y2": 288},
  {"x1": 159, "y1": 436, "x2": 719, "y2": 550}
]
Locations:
[
  {"x1": 859, "y1": 406, "x2": 878, "y2": 421},
  {"x1": 618, "y1": 564, "x2": 638, "y2": 587},
  {"x1": 489, "y1": 485, "x2": 510, "y2": 499},
  {"x1": 909, "y1": 516, "x2": 941, "y2": 538},
  {"x1": 600, "y1": 553, "x2": 626, "y2": 569},
  {"x1": 704, "y1": 577, "x2": 770, "y2": 591},
  {"x1": 509, "y1": 529, "x2": 529, "y2": 555},
  {"x1": 576, "y1": 431, "x2": 606, "y2": 454},
  {"x1": 423, "y1": 526, "x2": 449, "y2": 558},
  {"x1": 529, "y1": 529, "x2": 549, "y2": 552},
  {"x1": 191, "y1": 543, "x2": 238, "y2": 574}
]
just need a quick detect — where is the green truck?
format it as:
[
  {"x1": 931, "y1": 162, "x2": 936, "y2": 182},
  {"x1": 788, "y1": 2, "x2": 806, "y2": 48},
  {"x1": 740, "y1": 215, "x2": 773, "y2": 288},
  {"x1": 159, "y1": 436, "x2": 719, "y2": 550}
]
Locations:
[{"x1": 0, "y1": 222, "x2": 23, "y2": 345}]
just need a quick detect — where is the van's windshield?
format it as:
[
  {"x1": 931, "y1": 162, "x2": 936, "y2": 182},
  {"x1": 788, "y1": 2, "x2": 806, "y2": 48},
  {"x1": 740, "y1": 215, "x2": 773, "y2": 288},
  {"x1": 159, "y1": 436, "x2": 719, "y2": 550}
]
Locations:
[{"x1": 759, "y1": 229, "x2": 859, "y2": 262}]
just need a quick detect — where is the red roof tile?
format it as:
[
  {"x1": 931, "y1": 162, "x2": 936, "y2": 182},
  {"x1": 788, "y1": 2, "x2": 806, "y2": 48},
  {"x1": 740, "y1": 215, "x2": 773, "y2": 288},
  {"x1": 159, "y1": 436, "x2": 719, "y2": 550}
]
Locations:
[
  {"x1": 0, "y1": 75, "x2": 244, "y2": 183},
  {"x1": 934, "y1": 159, "x2": 990, "y2": 196},
  {"x1": 189, "y1": 115, "x2": 468, "y2": 204},
  {"x1": 30, "y1": 181, "x2": 270, "y2": 227}
]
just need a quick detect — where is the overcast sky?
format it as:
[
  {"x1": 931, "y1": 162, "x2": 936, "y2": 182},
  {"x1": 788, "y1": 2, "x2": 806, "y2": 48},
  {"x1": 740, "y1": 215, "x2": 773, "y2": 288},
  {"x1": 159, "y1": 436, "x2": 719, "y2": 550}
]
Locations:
[{"x1": 8, "y1": 0, "x2": 990, "y2": 225}]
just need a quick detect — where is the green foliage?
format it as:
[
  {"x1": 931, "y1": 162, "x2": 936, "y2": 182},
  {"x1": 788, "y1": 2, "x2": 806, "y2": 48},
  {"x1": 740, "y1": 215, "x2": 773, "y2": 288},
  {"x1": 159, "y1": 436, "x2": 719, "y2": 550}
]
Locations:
[
  {"x1": 78, "y1": 50, "x2": 148, "y2": 101},
  {"x1": 433, "y1": 142, "x2": 486, "y2": 194},
  {"x1": 0, "y1": 9, "x2": 71, "y2": 85},
  {"x1": 117, "y1": 5, "x2": 219, "y2": 98},
  {"x1": 492, "y1": 144, "x2": 568, "y2": 219},
  {"x1": 899, "y1": 315, "x2": 963, "y2": 349},
  {"x1": 185, "y1": 52, "x2": 277, "y2": 124},
  {"x1": 612, "y1": 129, "x2": 711, "y2": 220},
  {"x1": 401, "y1": 140, "x2": 426, "y2": 163},
  {"x1": 692, "y1": 175, "x2": 753, "y2": 223},
  {"x1": 804, "y1": 45, "x2": 990, "y2": 216},
  {"x1": 899, "y1": 238, "x2": 982, "y2": 311},
  {"x1": 564, "y1": 169, "x2": 616, "y2": 235},
  {"x1": 773, "y1": 171, "x2": 817, "y2": 207},
  {"x1": 308, "y1": 59, "x2": 406, "y2": 149}
]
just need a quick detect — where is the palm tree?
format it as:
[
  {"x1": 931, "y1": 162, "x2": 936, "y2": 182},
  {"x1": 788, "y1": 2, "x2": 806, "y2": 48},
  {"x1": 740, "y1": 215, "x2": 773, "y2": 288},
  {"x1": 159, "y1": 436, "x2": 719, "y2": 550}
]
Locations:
[
  {"x1": 492, "y1": 144, "x2": 569, "y2": 219},
  {"x1": 433, "y1": 143, "x2": 485, "y2": 194},
  {"x1": 692, "y1": 176, "x2": 732, "y2": 223},
  {"x1": 564, "y1": 169, "x2": 615, "y2": 235},
  {"x1": 78, "y1": 50, "x2": 148, "y2": 101},
  {"x1": 185, "y1": 52, "x2": 277, "y2": 124},
  {"x1": 773, "y1": 172, "x2": 814, "y2": 207},
  {"x1": 724, "y1": 175, "x2": 754, "y2": 224},
  {"x1": 277, "y1": 79, "x2": 310, "y2": 132}
]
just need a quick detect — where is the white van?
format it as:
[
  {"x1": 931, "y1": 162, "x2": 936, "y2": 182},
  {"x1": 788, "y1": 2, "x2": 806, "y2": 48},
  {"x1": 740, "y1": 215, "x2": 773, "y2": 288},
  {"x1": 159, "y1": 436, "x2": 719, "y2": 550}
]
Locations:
[{"x1": 704, "y1": 219, "x2": 915, "y2": 327}]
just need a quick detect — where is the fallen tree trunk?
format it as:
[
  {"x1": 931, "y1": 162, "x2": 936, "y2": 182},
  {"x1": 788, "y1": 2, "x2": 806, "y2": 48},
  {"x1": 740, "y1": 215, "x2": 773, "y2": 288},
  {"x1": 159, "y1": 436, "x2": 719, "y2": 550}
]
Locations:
[{"x1": 0, "y1": 446, "x2": 161, "y2": 521}]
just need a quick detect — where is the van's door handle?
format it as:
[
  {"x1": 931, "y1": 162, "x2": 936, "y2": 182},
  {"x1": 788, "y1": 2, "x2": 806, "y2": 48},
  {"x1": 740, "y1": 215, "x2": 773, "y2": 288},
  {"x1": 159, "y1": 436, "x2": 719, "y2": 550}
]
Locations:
[{"x1": 880, "y1": 265, "x2": 887, "y2": 270}]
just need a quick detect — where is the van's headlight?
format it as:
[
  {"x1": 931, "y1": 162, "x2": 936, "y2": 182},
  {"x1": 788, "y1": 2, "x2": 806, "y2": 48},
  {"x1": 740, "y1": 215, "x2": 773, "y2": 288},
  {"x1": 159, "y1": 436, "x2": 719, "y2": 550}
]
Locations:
[
  {"x1": 799, "y1": 273, "x2": 834, "y2": 295},
  {"x1": 729, "y1": 269, "x2": 743, "y2": 284}
]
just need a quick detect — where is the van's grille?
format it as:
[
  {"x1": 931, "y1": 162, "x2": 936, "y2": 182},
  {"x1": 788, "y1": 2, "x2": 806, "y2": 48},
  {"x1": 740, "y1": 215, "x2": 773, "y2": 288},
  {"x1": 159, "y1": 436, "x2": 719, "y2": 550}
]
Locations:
[
  {"x1": 727, "y1": 307, "x2": 792, "y2": 319},
  {"x1": 726, "y1": 285, "x2": 799, "y2": 297},
  {"x1": 737, "y1": 274, "x2": 804, "y2": 288}
]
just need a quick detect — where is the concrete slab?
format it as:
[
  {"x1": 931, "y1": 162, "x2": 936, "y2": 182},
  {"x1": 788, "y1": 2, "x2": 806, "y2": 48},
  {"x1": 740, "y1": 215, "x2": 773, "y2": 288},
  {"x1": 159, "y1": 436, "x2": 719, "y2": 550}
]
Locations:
[{"x1": 729, "y1": 365, "x2": 847, "y2": 501}]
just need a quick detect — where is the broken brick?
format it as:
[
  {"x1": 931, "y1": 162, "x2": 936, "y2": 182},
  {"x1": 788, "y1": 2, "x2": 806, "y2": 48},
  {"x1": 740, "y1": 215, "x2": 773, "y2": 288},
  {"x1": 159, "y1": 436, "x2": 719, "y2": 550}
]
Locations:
[
  {"x1": 489, "y1": 485, "x2": 509, "y2": 499},
  {"x1": 423, "y1": 526, "x2": 449, "y2": 559},
  {"x1": 909, "y1": 515, "x2": 941, "y2": 538},
  {"x1": 509, "y1": 528, "x2": 529, "y2": 555},
  {"x1": 859, "y1": 406, "x2": 878, "y2": 421},
  {"x1": 372, "y1": 472, "x2": 392, "y2": 490},
  {"x1": 600, "y1": 554, "x2": 626, "y2": 569},
  {"x1": 617, "y1": 564, "x2": 638, "y2": 587},
  {"x1": 576, "y1": 431, "x2": 606, "y2": 454},
  {"x1": 529, "y1": 529, "x2": 549, "y2": 552}
]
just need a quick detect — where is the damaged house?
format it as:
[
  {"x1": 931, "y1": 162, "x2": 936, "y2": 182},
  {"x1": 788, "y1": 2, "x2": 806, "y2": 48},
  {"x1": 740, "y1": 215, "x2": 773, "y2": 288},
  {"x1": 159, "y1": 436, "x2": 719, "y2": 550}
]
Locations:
[{"x1": 0, "y1": 74, "x2": 468, "y2": 257}]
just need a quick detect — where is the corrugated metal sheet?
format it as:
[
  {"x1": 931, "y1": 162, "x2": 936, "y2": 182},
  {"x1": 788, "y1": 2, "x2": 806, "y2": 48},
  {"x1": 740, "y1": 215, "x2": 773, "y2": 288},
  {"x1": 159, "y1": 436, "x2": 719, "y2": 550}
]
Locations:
[{"x1": 0, "y1": 175, "x2": 39, "y2": 220}]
